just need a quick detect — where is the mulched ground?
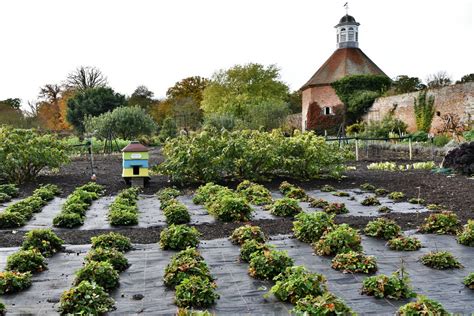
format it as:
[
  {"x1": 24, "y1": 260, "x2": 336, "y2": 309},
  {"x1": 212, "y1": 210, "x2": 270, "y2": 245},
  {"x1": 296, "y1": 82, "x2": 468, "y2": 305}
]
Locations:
[{"x1": 7, "y1": 147, "x2": 472, "y2": 246}]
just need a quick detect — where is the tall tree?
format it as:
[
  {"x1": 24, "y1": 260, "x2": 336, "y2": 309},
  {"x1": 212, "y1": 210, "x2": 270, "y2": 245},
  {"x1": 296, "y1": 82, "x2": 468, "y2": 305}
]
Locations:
[
  {"x1": 0, "y1": 98, "x2": 24, "y2": 127},
  {"x1": 65, "y1": 66, "x2": 108, "y2": 91},
  {"x1": 456, "y1": 73, "x2": 474, "y2": 84},
  {"x1": 426, "y1": 71, "x2": 452, "y2": 89},
  {"x1": 128, "y1": 85, "x2": 155, "y2": 111},
  {"x1": 286, "y1": 90, "x2": 302, "y2": 114},
  {"x1": 166, "y1": 76, "x2": 210, "y2": 103},
  {"x1": 392, "y1": 75, "x2": 426, "y2": 94}
]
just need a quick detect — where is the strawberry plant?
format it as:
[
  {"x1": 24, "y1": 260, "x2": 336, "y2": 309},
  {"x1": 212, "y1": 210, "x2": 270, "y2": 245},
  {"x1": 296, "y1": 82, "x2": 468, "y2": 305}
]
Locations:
[
  {"x1": 361, "y1": 196, "x2": 381, "y2": 206},
  {"x1": 375, "y1": 188, "x2": 388, "y2": 196},
  {"x1": 206, "y1": 193, "x2": 253, "y2": 222},
  {"x1": 229, "y1": 225, "x2": 266, "y2": 245},
  {"x1": 0, "y1": 271, "x2": 32, "y2": 294},
  {"x1": 331, "y1": 251, "x2": 377, "y2": 274},
  {"x1": 239, "y1": 240, "x2": 274, "y2": 262},
  {"x1": 164, "y1": 249, "x2": 213, "y2": 288},
  {"x1": 21, "y1": 229, "x2": 64, "y2": 257},
  {"x1": 192, "y1": 183, "x2": 230, "y2": 205},
  {"x1": 361, "y1": 267, "x2": 416, "y2": 300},
  {"x1": 420, "y1": 251, "x2": 463, "y2": 269},
  {"x1": 74, "y1": 261, "x2": 120, "y2": 290},
  {"x1": 320, "y1": 184, "x2": 335, "y2": 192},
  {"x1": 236, "y1": 180, "x2": 272, "y2": 205},
  {"x1": 160, "y1": 224, "x2": 201, "y2": 250},
  {"x1": 32, "y1": 184, "x2": 61, "y2": 201},
  {"x1": 157, "y1": 187, "x2": 181, "y2": 201},
  {"x1": 268, "y1": 198, "x2": 302, "y2": 217},
  {"x1": 387, "y1": 236, "x2": 422, "y2": 251},
  {"x1": 6, "y1": 249, "x2": 47, "y2": 273},
  {"x1": 0, "y1": 301, "x2": 4, "y2": 315},
  {"x1": 314, "y1": 224, "x2": 362, "y2": 256},
  {"x1": 91, "y1": 232, "x2": 132, "y2": 252},
  {"x1": 84, "y1": 248, "x2": 129, "y2": 272},
  {"x1": 248, "y1": 249, "x2": 294, "y2": 280},
  {"x1": 364, "y1": 218, "x2": 401, "y2": 240},
  {"x1": 388, "y1": 191, "x2": 405, "y2": 201},
  {"x1": 308, "y1": 198, "x2": 329, "y2": 209},
  {"x1": 360, "y1": 183, "x2": 376, "y2": 191},
  {"x1": 293, "y1": 292, "x2": 354, "y2": 315},
  {"x1": 270, "y1": 266, "x2": 327, "y2": 304},
  {"x1": 458, "y1": 220, "x2": 474, "y2": 246},
  {"x1": 163, "y1": 201, "x2": 191, "y2": 225},
  {"x1": 285, "y1": 187, "x2": 308, "y2": 201},
  {"x1": 332, "y1": 191, "x2": 350, "y2": 197},
  {"x1": 53, "y1": 212, "x2": 84, "y2": 228},
  {"x1": 418, "y1": 211, "x2": 460, "y2": 234},
  {"x1": 323, "y1": 202, "x2": 349, "y2": 215},
  {"x1": 397, "y1": 295, "x2": 448, "y2": 315},
  {"x1": 408, "y1": 198, "x2": 425, "y2": 205},
  {"x1": 293, "y1": 211, "x2": 335, "y2": 243},
  {"x1": 0, "y1": 184, "x2": 19, "y2": 198},
  {"x1": 176, "y1": 309, "x2": 212, "y2": 316},
  {"x1": 378, "y1": 206, "x2": 392, "y2": 213},
  {"x1": 59, "y1": 280, "x2": 115, "y2": 315},
  {"x1": 0, "y1": 212, "x2": 26, "y2": 228},
  {"x1": 464, "y1": 273, "x2": 474, "y2": 289},
  {"x1": 108, "y1": 187, "x2": 140, "y2": 226},
  {"x1": 174, "y1": 275, "x2": 219, "y2": 308},
  {"x1": 427, "y1": 204, "x2": 443, "y2": 210},
  {"x1": 279, "y1": 181, "x2": 294, "y2": 195},
  {"x1": 77, "y1": 182, "x2": 105, "y2": 194},
  {"x1": 0, "y1": 193, "x2": 10, "y2": 203}
]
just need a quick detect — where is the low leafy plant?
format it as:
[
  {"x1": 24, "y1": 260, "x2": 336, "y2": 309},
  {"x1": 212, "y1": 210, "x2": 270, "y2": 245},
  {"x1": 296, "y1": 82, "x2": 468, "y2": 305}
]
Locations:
[
  {"x1": 457, "y1": 220, "x2": 474, "y2": 246},
  {"x1": 0, "y1": 193, "x2": 10, "y2": 203},
  {"x1": 229, "y1": 225, "x2": 266, "y2": 245},
  {"x1": 364, "y1": 218, "x2": 401, "y2": 240},
  {"x1": 160, "y1": 224, "x2": 201, "y2": 250},
  {"x1": 0, "y1": 271, "x2": 32, "y2": 294},
  {"x1": 91, "y1": 232, "x2": 132, "y2": 252},
  {"x1": 331, "y1": 251, "x2": 377, "y2": 274},
  {"x1": 21, "y1": 228, "x2": 64, "y2": 257},
  {"x1": 308, "y1": 198, "x2": 329, "y2": 209},
  {"x1": 84, "y1": 248, "x2": 129, "y2": 272},
  {"x1": 279, "y1": 181, "x2": 293, "y2": 195},
  {"x1": 323, "y1": 202, "x2": 349, "y2": 214},
  {"x1": 463, "y1": 273, "x2": 474, "y2": 289},
  {"x1": 0, "y1": 301, "x2": 4, "y2": 315},
  {"x1": 108, "y1": 187, "x2": 140, "y2": 226},
  {"x1": 361, "y1": 196, "x2": 381, "y2": 206},
  {"x1": 59, "y1": 280, "x2": 115, "y2": 315},
  {"x1": 320, "y1": 184, "x2": 335, "y2": 192},
  {"x1": 314, "y1": 224, "x2": 362, "y2": 256},
  {"x1": 388, "y1": 191, "x2": 405, "y2": 201},
  {"x1": 397, "y1": 295, "x2": 449, "y2": 315},
  {"x1": 176, "y1": 308, "x2": 212, "y2": 316},
  {"x1": 427, "y1": 204, "x2": 443, "y2": 210},
  {"x1": 175, "y1": 275, "x2": 219, "y2": 308},
  {"x1": 0, "y1": 184, "x2": 19, "y2": 198},
  {"x1": 160, "y1": 198, "x2": 178, "y2": 211},
  {"x1": 77, "y1": 182, "x2": 105, "y2": 194},
  {"x1": 53, "y1": 212, "x2": 84, "y2": 228},
  {"x1": 206, "y1": 193, "x2": 253, "y2": 222},
  {"x1": 0, "y1": 212, "x2": 26, "y2": 228},
  {"x1": 361, "y1": 267, "x2": 416, "y2": 300},
  {"x1": 74, "y1": 261, "x2": 120, "y2": 290},
  {"x1": 293, "y1": 211, "x2": 335, "y2": 243},
  {"x1": 6, "y1": 249, "x2": 47, "y2": 273},
  {"x1": 285, "y1": 187, "x2": 308, "y2": 201},
  {"x1": 239, "y1": 240, "x2": 274, "y2": 262},
  {"x1": 375, "y1": 188, "x2": 388, "y2": 196},
  {"x1": 408, "y1": 198, "x2": 425, "y2": 205},
  {"x1": 270, "y1": 266, "x2": 327, "y2": 304},
  {"x1": 387, "y1": 236, "x2": 422, "y2": 251},
  {"x1": 32, "y1": 184, "x2": 61, "y2": 201},
  {"x1": 293, "y1": 292, "x2": 354, "y2": 315},
  {"x1": 420, "y1": 251, "x2": 463, "y2": 269},
  {"x1": 192, "y1": 183, "x2": 229, "y2": 205},
  {"x1": 236, "y1": 180, "x2": 272, "y2": 205},
  {"x1": 332, "y1": 191, "x2": 350, "y2": 197},
  {"x1": 163, "y1": 202, "x2": 191, "y2": 225},
  {"x1": 268, "y1": 198, "x2": 302, "y2": 217},
  {"x1": 378, "y1": 206, "x2": 392, "y2": 213},
  {"x1": 157, "y1": 187, "x2": 180, "y2": 201},
  {"x1": 360, "y1": 183, "x2": 376, "y2": 191},
  {"x1": 418, "y1": 211, "x2": 460, "y2": 234},
  {"x1": 164, "y1": 250, "x2": 212, "y2": 288},
  {"x1": 248, "y1": 249, "x2": 294, "y2": 280}
]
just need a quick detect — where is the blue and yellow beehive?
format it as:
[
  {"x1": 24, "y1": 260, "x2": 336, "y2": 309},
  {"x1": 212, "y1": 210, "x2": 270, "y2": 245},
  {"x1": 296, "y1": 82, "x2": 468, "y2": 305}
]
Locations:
[{"x1": 122, "y1": 141, "x2": 150, "y2": 180}]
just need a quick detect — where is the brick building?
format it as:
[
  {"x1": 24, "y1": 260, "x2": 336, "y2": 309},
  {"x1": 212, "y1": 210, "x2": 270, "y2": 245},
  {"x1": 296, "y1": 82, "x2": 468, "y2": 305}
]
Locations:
[{"x1": 300, "y1": 14, "x2": 387, "y2": 132}]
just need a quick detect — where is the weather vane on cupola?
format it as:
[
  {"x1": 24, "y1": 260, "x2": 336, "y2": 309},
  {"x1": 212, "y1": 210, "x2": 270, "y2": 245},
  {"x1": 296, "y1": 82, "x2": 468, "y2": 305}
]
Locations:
[{"x1": 344, "y1": 2, "x2": 349, "y2": 15}]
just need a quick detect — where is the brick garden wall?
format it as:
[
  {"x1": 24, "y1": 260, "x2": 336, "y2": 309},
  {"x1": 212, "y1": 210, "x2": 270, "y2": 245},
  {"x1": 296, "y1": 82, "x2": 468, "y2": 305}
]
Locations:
[{"x1": 302, "y1": 85, "x2": 344, "y2": 131}]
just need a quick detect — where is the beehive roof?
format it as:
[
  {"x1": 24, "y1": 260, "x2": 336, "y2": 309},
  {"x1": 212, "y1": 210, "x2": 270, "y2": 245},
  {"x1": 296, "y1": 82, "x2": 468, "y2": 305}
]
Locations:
[
  {"x1": 121, "y1": 141, "x2": 149, "y2": 152},
  {"x1": 301, "y1": 47, "x2": 387, "y2": 90}
]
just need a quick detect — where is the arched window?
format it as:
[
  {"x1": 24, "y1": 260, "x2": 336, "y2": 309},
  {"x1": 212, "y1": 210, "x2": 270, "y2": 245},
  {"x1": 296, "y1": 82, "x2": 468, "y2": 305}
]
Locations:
[
  {"x1": 348, "y1": 27, "x2": 355, "y2": 41},
  {"x1": 340, "y1": 28, "x2": 346, "y2": 42},
  {"x1": 323, "y1": 107, "x2": 332, "y2": 115}
]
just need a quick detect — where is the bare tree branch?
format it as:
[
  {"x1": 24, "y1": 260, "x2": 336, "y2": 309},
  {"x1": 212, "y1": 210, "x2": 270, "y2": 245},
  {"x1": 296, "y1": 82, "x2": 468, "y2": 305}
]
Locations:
[{"x1": 64, "y1": 66, "x2": 108, "y2": 90}]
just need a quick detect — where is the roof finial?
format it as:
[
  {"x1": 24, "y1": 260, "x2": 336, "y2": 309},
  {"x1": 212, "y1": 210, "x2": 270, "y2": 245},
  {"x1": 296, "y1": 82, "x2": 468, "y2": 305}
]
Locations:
[{"x1": 344, "y1": 2, "x2": 349, "y2": 15}]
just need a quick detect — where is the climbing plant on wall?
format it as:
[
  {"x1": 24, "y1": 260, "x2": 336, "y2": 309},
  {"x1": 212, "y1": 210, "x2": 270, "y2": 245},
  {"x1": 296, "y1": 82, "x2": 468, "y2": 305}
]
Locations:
[{"x1": 414, "y1": 90, "x2": 435, "y2": 133}]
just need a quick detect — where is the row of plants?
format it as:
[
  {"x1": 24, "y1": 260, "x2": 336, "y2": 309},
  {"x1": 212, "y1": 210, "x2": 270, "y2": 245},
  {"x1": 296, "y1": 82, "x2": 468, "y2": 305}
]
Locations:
[
  {"x1": 0, "y1": 184, "x2": 61, "y2": 228},
  {"x1": 157, "y1": 188, "x2": 191, "y2": 225},
  {"x1": 108, "y1": 187, "x2": 141, "y2": 226},
  {"x1": 418, "y1": 211, "x2": 474, "y2": 247},
  {"x1": 0, "y1": 184, "x2": 19, "y2": 203},
  {"x1": 58, "y1": 232, "x2": 132, "y2": 314},
  {"x1": 367, "y1": 161, "x2": 436, "y2": 171},
  {"x1": 53, "y1": 182, "x2": 104, "y2": 228}
]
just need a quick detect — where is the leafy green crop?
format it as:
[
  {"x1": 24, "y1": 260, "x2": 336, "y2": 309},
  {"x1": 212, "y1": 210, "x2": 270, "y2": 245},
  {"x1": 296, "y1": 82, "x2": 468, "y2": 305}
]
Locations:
[
  {"x1": 248, "y1": 249, "x2": 294, "y2": 280},
  {"x1": 59, "y1": 280, "x2": 115, "y2": 315},
  {"x1": 323, "y1": 202, "x2": 349, "y2": 215},
  {"x1": 6, "y1": 249, "x2": 47, "y2": 273},
  {"x1": 361, "y1": 268, "x2": 416, "y2": 300},
  {"x1": 268, "y1": 198, "x2": 302, "y2": 217},
  {"x1": 397, "y1": 295, "x2": 449, "y2": 315},
  {"x1": 74, "y1": 261, "x2": 120, "y2": 290},
  {"x1": 388, "y1": 191, "x2": 405, "y2": 201},
  {"x1": 331, "y1": 251, "x2": 377, "y2": 274},
  {"x1": 157, "y1": 187, "x2": 181, "y2": 201},
  {"x1": 387, "y1": 236, "x2": 421, "y2": 251},
  {"x1": 0, "y1": 271, "x2": 32, "y2": 294},
  {"x1": 361, "y1": 196, "x2": 381, "y2": 206},
  {"x1": 308, "y1": 198, "x2": 329, "y2": 209},
  {"x1": 175, "y1": 276, "x2": 219, "y2": 308},
  {"x1": 360, "y1": 183, "x2": 376, "y2": 191},
  {"x1": 314, "y1": 224, "x2": 362, "y2": 256},
  {"x1": 91, "y1": 232, "x2": 132, "y2": 252},
  {"x1": 163, "y1": 202, "x2": 191, "y2": 225},
  {"x1": 108, "y1": 187, "x2": 140, "y2": 226},
  {"x1": 293, "y1": 211, "x2": 335, "y2": 243},
  {"x1": 293, "y1": 292, "x2": 355, "y2": 315},
  {"x1": 419, "y1": 211, "x2": 460, "y2": 235},
  {"x1": 206, "y1": 193, "x2": 253, "y2": 222},
  {"x1": 160, "y1": 225, "x2": 201, "y2": 250},
  {"x1": 458, "y1": 220, "x2": 474, "y2": 246},
  {"x1": 320, "y1": 185, "x2": 335, "y2": 192},
  {"x1": 164, "y1": 249, "x2": 213, "y2": 289},
  {"x1": 21, "y1": 229, "x2": 64, "y2": 257},
  {"x1": 420, "y1": 251, "x2": 463, "y2": 269},
  {"x1": 236, "y1": 180, "x2": 273, "y2": 205},
  {"x1": 84, "y1": 248, "x2": 129, "y2": 272},
  {"x1": 364, "y1": 218, "x2": 401, "y2": 240},
  {"x1": 464, "y1": 273, "x2": 474, "y2": 289},
  {"x1": 239, "y1": 240, "x2": 274, "y2": 262},
  {"x1": 229, "y1": 225, "x2": 266, "y2": 245}
]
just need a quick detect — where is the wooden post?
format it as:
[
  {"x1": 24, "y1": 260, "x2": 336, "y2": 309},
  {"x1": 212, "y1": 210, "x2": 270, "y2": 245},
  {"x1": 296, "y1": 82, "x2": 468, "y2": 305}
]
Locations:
[
  {"x1": 408, "y1": 137, "x2": 413, "y2": 160},
  {"x1": 355, "y1": 138, "x2": 359, "y2": 161}
]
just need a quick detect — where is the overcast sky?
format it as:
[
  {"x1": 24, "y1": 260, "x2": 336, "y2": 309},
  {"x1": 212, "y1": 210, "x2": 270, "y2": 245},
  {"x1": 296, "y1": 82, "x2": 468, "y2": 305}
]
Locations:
[{"x1": 1, "y1": 0, "x2": 472, "y2": 108}]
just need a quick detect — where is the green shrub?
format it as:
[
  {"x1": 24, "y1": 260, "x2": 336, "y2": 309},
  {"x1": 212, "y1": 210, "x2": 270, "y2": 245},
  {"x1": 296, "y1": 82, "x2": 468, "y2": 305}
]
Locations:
[
  {"x1": 109, "y1": 209, "x2": 138, "y2": 226},
  {"x1": 160, "y1": 224, "x2": 201, "y2": 250},
  {"x1": 163, "y1": 202, "x2": 191, "y2": 225},
  {"x1": 21, "y1": 229, "x2": 64, "y2": 257},
  {"x1": 0, "y1": 184, "x2": 19, "y2": 197},
  {"x1": 360, "y1": 183, "x2": 376, "y2": 191},
  {"x1": 175, "y1": 276, "x2": 219, "y2": 308},
  {"x1": 420, "y1": 251, "x2": 463, "y2": 269},
  {"x1": 270, "y1": 266, "x2": 327, "y2": 304},
  {"x1": 293, "y1": 211, "x2": 335, "y2": 243},
  {"x1": 387, "y1": 236, "x2": 422, "y2": 251},
  {"x1": 378, "y1": 206, "x2": 392, "y2": 213},
  {"x1": 268, "y1": 198, "x2": 302, "y2": 217},
  {"x1": 279, "y1": 181, "x2": 293, "y2": 194},
  {"x1": 0, "y1": 193, "x2": 10, "y2": 203},
  {"x1": 236, "y1": 180, "x2": 272, "y2": 205},
  {"x1": 388, "y1": 191, "x2": 405, "y2": 201},
  {"x1": 248, "y1": 249, "x2": 294, "y2": 280},
  {"x1": 0, "y1": 271, "x2": 32, "y2": 294},
  {"x1": 164, "y1": 250, "x2": 212, "y2": 288},
  {"x1": 160, "y1": 198, "x2": 179, "y2": 211},
  {"x1": 59, "y1": 280, "x2": 115, "y2": 315},
  {"x1": 332, "y1": 191, "x2": 350, "y2": 197},
  {"x1": 361, "y1": 196, "x2": 381, "y2": 206},
  {"x1": 458, "y1": 220, "x2": 474, "y2": 246},
  {"x1": 176, "y1": 308, "x2": 212, "y2": 316},
  {"x1": 7, "y1": 196, "x2": 45, "y2": 216},
  {"x1": 77, "y1": 182, "x2": 105, "y2": 194},
  {"x1": 157, "y1": 187, "x2": 181, "y2": 201},
  {"x1": 91, "y1": 232, "x2": 132, "y2": 252},
  {"x1": 464, "y1": 129, "x2": 474, "y2": 141},
  {"x1": 308, "y1": 198, "x2": 329, "y2": 209},
  {"x1": 427, "y1": 204, "x2": 443, "y2": 210},
  {"x1": 364, "y1": 218, "x2": 401, "y2": 240},
  {"x1": 331, "y1": 251, "x2": 377, "y2": 274},
  {"x1": 6, "y1": 249, "x2": 47, "y2": 273},
  {"x1": 320, "y1": 184, "x2": 335, "y2": 192},
  {"x1": 32, "y1": 184, "x2": 61, "y2": 201},
  {"x1": 239, "y1": 240, "x2": 273, "y2": 262},
  {"x1": 192, "y1": 183, "x2": 229, "y2": 205},
  {"x1": 53, "y1": 212, "x2": 84, "y2": 228},
  {"x1": 408, "y1": 198, "x2": 425, "y2": 205},
  {"x1": 108, "y1": 187, "x2": 140, "y2": 226},
  {"x1": 418, "y1": 211, "x2": 460, "y2": 234},
  {"x1": 397, "y1": 295, "x2": 449, "y2": 315},
  {"x1": 433, "y1": 135, "x2": 450, "y2": 147},
  {"x1": 293, "y1": 292, "x2": 354, "y2": 315},
  {"x1": 74, "y1": 261, "x2": 120, "y2": 290},
  {"x1": 84, "y1": 248, "x2": 129, "y2": 272},
  {"x1": 206, "y1": 193, "x2": 253, "y2": 222},
  {"x1": 0, "y1": 212, "x2": 26, "y2": 228},
  {"x1": 0, "y1": 301, "x2": 4, "y2": 315},
  {"x1": 411, "y1": 131, "x2": 428, "y2": 142},
  {"x1": 361, "y1": 268, "x2": 416, "y2": 300},
  {"x1": 314, "y1": 224, "x2": 362, "y2": 256},
  {"x1": 229, "y1": 225, "x2": 266, "y2": 245},
  {"x1": 323, "y1": 202, "x2": 349, "y2": 214},
  {"x1": 464, "y1": 273, "x2": 474, "y2": 289},
  {"x1": 375, "y1": 188, "x2": 388, "y2": 196},
  {"x1": 285, "y1": 187, "x2": 308, "y2": 201}
]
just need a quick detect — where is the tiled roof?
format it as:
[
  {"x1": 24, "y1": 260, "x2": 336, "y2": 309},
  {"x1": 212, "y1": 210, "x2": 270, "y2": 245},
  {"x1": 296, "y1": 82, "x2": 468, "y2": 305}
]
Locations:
[{"x1": 121, "y1": 141, "x2": 149, "y2": 152}]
